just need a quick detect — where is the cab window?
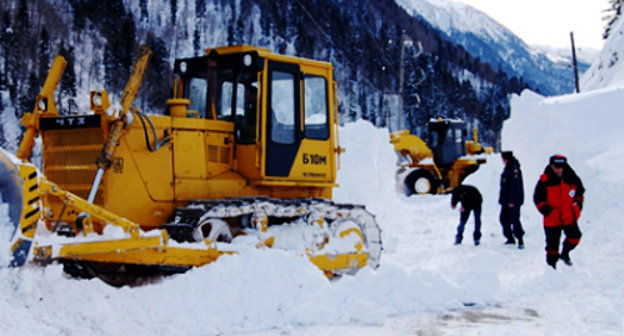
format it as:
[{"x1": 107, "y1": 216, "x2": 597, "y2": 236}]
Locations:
[
  {"x1": 187, "y1": 78, "x2": 207, "y2": 118},
  {"x1": 455, "y1": 129, "x2": 463, "y2": 143},
  {"x1": 235, "y1": 73, "x2": 258, "y2": 144},
  {"x1": 304, "y1": 75, "x2": 329, "y2": 139},
  {"x1": 270, "y1": 70, "x2": 296, "y2": 144},
  {"x1": 219, "y1": 81, "x2": 245, "y2": 119}
]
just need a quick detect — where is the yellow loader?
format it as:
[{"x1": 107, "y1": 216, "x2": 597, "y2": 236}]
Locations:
[
  {"x1": 390, "y1": 118, "x2": 493, "y2": 195},
  {"x1": 0, "y1": 45, "x2": 381, "y2": 286}
]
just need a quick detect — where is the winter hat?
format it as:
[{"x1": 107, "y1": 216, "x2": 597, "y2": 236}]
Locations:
[
  {"x1": 501, "y1": 151, "x2": 514, "y2": 160},
  {"x1": 549, "y1": 154, "x2": 567, "y2": 168}
]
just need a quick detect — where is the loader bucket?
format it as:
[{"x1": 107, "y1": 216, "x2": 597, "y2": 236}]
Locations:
[{"x1": 0, "y1": 148, "x2": 39, "y2": 266}]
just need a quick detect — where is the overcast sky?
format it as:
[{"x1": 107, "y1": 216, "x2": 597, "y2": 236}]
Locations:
[{"x1": 452, "y1": 0, "x2": 610, "y2": 50}]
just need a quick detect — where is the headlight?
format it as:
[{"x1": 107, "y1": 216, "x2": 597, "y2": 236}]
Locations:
[
  {"x1": 37, "y1": 98, "x2": 47, "y2": 111},
  {"x1": 243, "y1": 54, "x2": 252, "y2": 67},
  {"x1": 92, "y1": 92, "x2": 102, "y2": 107}
]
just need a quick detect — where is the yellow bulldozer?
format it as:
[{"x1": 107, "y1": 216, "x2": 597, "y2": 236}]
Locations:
[
  {"x1": 390, "y1": 118, "x2": 493, "y2": 195},
  {"x1": 0, "y1": 45, "x2": 382, "y2": 286}
]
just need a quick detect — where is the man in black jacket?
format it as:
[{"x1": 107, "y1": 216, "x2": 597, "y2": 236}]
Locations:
[
  {"x1": 499, "y1": 151, "x2": 525, "y2": 249},
  {"x1": 451, "y1": 184, "x2": 483, "y2": 245}
]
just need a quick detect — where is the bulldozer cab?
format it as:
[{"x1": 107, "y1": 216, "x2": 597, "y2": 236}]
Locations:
[
  {"x1": 173, "y1": 52, "x2": 260, "y2": 140},
  {"x1": 428, "y1": 119, "x2": 467, "y2": 166},
  {"x1": 171, "y1": 46, "x2": 337, "y2": 187}
]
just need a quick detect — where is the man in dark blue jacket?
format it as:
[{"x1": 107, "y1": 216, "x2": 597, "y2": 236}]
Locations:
[{"x1": 499, "y1": 151, "x2": 525, "y2": 249}]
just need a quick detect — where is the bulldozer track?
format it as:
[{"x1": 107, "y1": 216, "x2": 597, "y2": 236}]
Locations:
[{"x1": 164, "y1": 197, "x2": 382, "y2": 270}]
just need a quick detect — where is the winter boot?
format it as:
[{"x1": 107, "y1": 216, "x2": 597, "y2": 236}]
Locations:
[
  {"x1": 504, "y1": 238, "x2": 515, "y2": 245},
  {"x1": 560, "y1": 251, "x2": 572, "y2": 266},
  {"x1": 546, "y1": 254, "x2": 558, "y2": 269},
  {"x1": 560, "y1": 241, "x2": 574, "y2": 266},
  {"x1": 473, "y1": 232, "x2": 481, "y2": 246},
  {"x1": 454, "y1": 236, "x2": 462, "y2": 245},
  {"x1": 517, "y1": 237, "x2": 524, "y2": 250}
]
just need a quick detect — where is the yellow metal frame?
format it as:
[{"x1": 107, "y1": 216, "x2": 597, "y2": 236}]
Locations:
[
  {"x1": 17, "y1": 55, "x2": 66, "y2": 161},
  {"x1": 38, "y1": 179, "x2": 140, "y2": 237}
]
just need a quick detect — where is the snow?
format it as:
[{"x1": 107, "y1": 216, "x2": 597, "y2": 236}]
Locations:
[
  {"x1": 1, "y1": 83, "x2": 623, "y2": 334},
  {"x1": 533, "y1": 44, "x2": 599, "y2": 68},
  {"x1": 396, "y1": 0, "x2": 508, "y2": 42},
  {"x1": 581, "y1": 15, "x2": 624, "y2": 91}
]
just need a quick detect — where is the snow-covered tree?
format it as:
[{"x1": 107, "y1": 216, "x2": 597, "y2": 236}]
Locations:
[
  {"x1": 58, "y1": 41, "x2": 77, "y2": 115},
  {"x1": 603, "y1": 0, "x2": 624, "y2": 39}
]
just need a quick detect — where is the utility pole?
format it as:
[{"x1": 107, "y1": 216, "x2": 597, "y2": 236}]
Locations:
[
  {"x1": 398, "y1": 30, "x2": 413, "y2": 131},
  {"x1": 570, "y1": 31, "x2": 580, "y2": 93}
]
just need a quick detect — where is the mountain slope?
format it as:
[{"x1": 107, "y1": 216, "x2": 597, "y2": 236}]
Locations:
[
  {"x1": 0, "y1": 0, "x2": 523, "y2": 150},
  {"x1": 395, "y1": 0, "x2": 591, "y2": 96},
  {"x1": 581, "y1": 15, "x2": 624, "y2": 90}
]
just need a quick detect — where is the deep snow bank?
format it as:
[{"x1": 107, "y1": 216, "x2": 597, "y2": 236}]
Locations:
[{"x1": 504, "y1": 88, "x2": 624, "y2": 221}]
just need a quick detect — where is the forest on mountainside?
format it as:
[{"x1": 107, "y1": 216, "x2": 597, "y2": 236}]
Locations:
[{"x1": 0, "y1": 0, "x2": 529, "y2": 150}]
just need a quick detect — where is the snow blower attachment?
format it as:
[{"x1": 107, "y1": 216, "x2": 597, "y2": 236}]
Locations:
[{"x1": 0, "y1": 45, "x2": 382, "y2": 286}]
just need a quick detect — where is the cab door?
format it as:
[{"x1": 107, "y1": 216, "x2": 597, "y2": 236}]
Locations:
[
  {"x1": 264, "y1": 61, "x2": 334, "y2": 182},
  {"x1": 265, "y1": 61, "x2": 302, "y2": 177}
]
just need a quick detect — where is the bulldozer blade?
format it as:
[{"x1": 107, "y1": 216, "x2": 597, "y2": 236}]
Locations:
[
  {"x1": 0, "y1": 149, "x2": 23, "y2": 233},
  {"x1": 0, "y1": 148, "x2": 40, "y2": 266}
]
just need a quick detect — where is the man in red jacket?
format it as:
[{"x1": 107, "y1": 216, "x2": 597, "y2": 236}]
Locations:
[{"x1": 533, "y1": 155, "x2": 585, "y2": 269}]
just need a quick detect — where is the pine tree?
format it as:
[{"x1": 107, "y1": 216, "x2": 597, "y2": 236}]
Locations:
[
  {"x1": 58, "y1": 42, "x2": 77, "y2": 115},
  {"x1": 38, "y1": 27, "x2": 50, "y2": 81},
  {"x1": 348, "y1": 94, "x2": 358, "y2": 122},
  {"x1": 603, "y1": 0, "x2": 624, "y2": 39},
  {"x1": 193, "y1": 27, "x2": 201, "y2": 56},
  {"x1": 403, "y1": 46, "x2": 427, "y2": 133},
  {"x1": 227, "y1": 2, "x2": 240, "y2": 46},
  {"x1": 196, "y1": 0, "x2": 206, "y2": 16},
  {"x1": 0, "y1": 91, "x2": 7, "y2": 148},
  {"x1": 14, "y1": 0, "x2": 36, "y2": 116},
  {"x1": 139, "y1": 0, "x2": 149, "y2": 21},
  {"x1": 1, "y1": 11, "x2": 17, "y2": 103},
  {"x1": 0, "y1": 11, "x2": 11, "y2": 91},
  {"x1": 0, "y1": 95, "x2": 5, "y2": 148},
  {"x1": 170, "y1": 0, "x2": 177, "y2": 27},
  {"x1": 141, "y1": 33, "x2": 169, "y2": 114},
  {"x1": 105, "y1": 15, "x2": 136, "y2": 95},
  {"x1": 18, "y1": 72, "x2": 39, "y2": 118}
]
